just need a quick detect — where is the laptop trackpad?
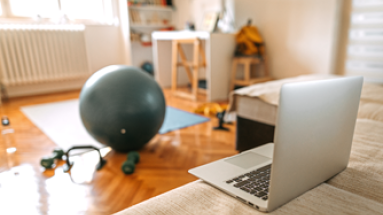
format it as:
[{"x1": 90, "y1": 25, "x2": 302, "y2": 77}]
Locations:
[{"x1": 225, "y1": 152, "x2": 271, "y2": 169}]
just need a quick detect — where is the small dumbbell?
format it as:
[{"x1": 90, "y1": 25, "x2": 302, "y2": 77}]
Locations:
[
  {"x1": 40, "y1": 148, "x2": 65, "y2": 169},
  {"x1": 121, "y1": 151, "x2": 140, "y2": 174}
]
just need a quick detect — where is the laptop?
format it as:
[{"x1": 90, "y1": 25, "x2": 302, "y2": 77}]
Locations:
[{"x1": 189, "y1": 76, "x2": 363, "y2": 212}]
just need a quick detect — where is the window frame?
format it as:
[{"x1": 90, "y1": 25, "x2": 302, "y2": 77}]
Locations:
[
  {"x1": 0, "y1": 0, "x2": 11, "y2": 17},
  {"x1": 0, "y1": 0, "x2": 115, "y2": 25}
]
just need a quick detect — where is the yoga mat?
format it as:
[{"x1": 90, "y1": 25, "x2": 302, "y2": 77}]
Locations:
[
  {"x1": 159, "y1": 107, "x2": 209, "y2": 134},
  {"x1": 21, "y1": 100, "x2": 209, "y2": 150}
]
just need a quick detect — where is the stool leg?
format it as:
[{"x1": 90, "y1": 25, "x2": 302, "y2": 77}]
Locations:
[
  {"x1": 192, "y1": 39, "x2": 199, "y2": 101},
  {"x1": 178, "y1": 44, "x2": 194, "y2": 83},
  {"x1": 230, "y1": 59, "x2": 238, "y2": 91},
  {"x1": 199, "y1": 41, "x2": 207, "y2": 68},
  {"x1": 171, "y1": 41, "x2": 178, "y2": 93},
  {"x1": 244, "y1": 60, "x2": 250, "y2": 84}
]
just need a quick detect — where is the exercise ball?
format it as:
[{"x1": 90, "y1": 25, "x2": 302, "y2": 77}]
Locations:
[{"x1": 79, "y1": 65, "x2": 166, "y2": 152}]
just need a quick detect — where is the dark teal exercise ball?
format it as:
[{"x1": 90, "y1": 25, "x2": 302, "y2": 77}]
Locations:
[{"x1": 79, "y1": 65, "x2": 166, "y2": 152}]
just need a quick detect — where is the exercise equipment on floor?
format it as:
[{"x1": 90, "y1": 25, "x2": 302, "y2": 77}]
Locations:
[
  {"x1": 79, "y1": 65, "x2": 166, "y2": 152},
  {"x1": 194, "y1": 103, "x2": 228, "y2": 116},
  {"x1": 213, "y1": 110, "x2": 230, "y2": 131},
  {"x1": 141, "y1": 61, "x2": 154, "y2": 76},
  {"x1": 40, "y1": 148, "x2": 64, "y2": 169},
  {"x1": 40, "y1": 65, "x2": 162, "y2": 174},
  {"x1": 40, "y1": 147, "x2": 140, "y2": 175},
  {"x1": 194, "y1": 103, "x2": 231, "y2": 131},
  {"x1": 40, "y1": 146, "x2": 107, "y2": 172},
  {"x1": 121, "y1": 151, "x2": 140, "y2": 175},
  {"x1": 62, "y1": 145, "x2": 107, "y2": 173}
]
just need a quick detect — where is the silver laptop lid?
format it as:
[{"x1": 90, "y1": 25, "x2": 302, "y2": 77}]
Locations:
[{"x1": 267, "y1": 76, "x2": 363, "y2": 211}]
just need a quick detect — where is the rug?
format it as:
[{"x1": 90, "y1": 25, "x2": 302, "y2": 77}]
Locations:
[
  {"x1": 159, "y1": 107, "x2": 209, "y2": 134},
  {"x1": 21, "y1": 100, "x2": 209, "y2": 151}
]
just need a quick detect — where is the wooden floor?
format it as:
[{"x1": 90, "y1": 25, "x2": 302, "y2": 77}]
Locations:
[{"x1": 0, "y1": 88, "x2": 238, "y2": 214}]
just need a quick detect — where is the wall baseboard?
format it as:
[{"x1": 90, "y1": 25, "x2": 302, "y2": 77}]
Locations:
[{"x1": 4, "y1": 78, "x2": 89, "y2": 98}]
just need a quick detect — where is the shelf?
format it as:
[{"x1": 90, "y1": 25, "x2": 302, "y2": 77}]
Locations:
[
  {"x1": 129, "y1": 5, "x2": 173, "y2": 12},
  {"x1": 130, "y1": 24, "x2": 172, "y2": 29}
]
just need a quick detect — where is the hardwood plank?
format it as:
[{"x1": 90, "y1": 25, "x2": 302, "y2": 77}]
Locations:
[{"x1": 0, "y1": 88, "x2": 237, "y2": 214}]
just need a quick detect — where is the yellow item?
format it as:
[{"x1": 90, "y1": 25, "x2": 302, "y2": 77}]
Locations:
[
  {"x1": 235, "y1": 25, "x2": 265, "y2": 56},
  {"x1": 194, "y1": 103, "x2": 228, "y2": 116}
]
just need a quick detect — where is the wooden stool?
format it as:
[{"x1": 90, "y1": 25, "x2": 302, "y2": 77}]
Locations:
[
  {"x1": 171, "y1": 38, "x2": 206, "y2": 101},
  {"x1": 230, "y1": 56, "x2": 272, "y2": 91}
]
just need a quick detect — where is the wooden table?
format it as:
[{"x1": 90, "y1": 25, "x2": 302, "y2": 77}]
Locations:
[{"x1": 152, "y1": 31, "x2": 236, "y2": 102}]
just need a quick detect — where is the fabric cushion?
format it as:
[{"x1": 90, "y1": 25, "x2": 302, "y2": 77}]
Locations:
[{"x1": 114, "y1": 181, "x2": 383, "y2": 215}]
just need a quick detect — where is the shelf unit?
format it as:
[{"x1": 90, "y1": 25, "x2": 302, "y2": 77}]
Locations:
[
  {"x1": 129, "y1": 6, "x2": 172, "y2": 26},
  {"x1": 130, "y1": 24, "x2": 172, "y2": 29},
  {"x1": 126, "y1": 3, "x2": 175, "y2": 68},
  {"x1": 129, "y1": 5, "x2": 173, "y2": 11}
]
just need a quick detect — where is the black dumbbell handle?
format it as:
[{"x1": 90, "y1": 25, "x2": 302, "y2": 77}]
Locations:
[
  {"x1": 127, "y1": 152, "x2": 140, "y2": 163},
  {"x1": 127, "y1": 156, "x2": 138, "y2": 163},
  {"x1": 43, "y1": 153, "x2": 59, "y2": 160}
]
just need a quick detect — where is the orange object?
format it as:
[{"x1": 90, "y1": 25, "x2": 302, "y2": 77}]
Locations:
[
  {"x1": 194, "y1": 103, "x2": 228, "y2": 116},
  {"x1": 235, "y1": 24, "x2": 264, "y2": 56}
]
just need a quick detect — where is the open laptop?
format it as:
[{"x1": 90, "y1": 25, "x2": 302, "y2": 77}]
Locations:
[{"x1": 189, "y1": 76, "x2": 363, "y2": 212}]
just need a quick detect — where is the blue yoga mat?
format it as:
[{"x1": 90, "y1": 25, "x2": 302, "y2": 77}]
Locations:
[{"x1": 159, "y1": 107, "x2": 210, "y2": 134}]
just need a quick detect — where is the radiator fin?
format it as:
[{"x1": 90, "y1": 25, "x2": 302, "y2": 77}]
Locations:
[{"x1": 0, "y1": 25, "x2": 90, "y2": 86}]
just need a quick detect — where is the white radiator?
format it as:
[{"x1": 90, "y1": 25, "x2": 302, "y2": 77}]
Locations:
[{"x1": 0, "y1": 25, "x2": 90, "y2": 86}]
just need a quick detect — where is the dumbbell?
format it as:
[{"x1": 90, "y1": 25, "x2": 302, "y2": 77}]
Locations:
[
  {"x1": 40, "y1": 148, "x2": 65, "y2": 169},
  {"x1": 121, "y1": 151, "x2": 140, "y2": 174}
]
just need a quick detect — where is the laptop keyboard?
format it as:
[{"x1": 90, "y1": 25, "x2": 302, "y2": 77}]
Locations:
[{"x1": 225, "y1": 164, "x2": 271, "y2": 201}]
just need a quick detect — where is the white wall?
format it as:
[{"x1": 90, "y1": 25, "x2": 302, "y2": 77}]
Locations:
[
  {"x1": 85, "y1": 0, "x2": 124, "y2": 73},
  {"x1": 234, "y1": 0, "x2": 342, "y2": 79},
  {"x1": 130, "y1": 41, "x2": 153, "y2": 68},
  {"x1": 85, "y1": 25, "x2": 123, "y2": 73},
  {"x1": 172, "y1": 0, "x2": 342, "y2": 79}
]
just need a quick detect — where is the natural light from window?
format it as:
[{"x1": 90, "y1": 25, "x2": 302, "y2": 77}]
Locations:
[
  {"x1": 0, "y1": 3, "x2": 2, "y2": 15},
  {"x1": 9, "y1": 0, "x2": 60, "y2": 18},
  {"x1": 61, "y1": 0, "x2": 105, "y2": 20},
  {"x1": 5, "y1": 0, "x2": 112, "y2": 22}
]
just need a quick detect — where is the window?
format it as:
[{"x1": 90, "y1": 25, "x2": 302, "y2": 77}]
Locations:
[
  {"x1": 9, "y1": 0, "x2": 60, "y2": 18},
  {"x1": 343, "y1": 0, "x2": 383, "y2": 83},
  {"x1": 1, "y1": 0, "x2": 113, "y2": 23},
  {"x1": 61, "y1": 0, "x2": 104, "y2": 20}
]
